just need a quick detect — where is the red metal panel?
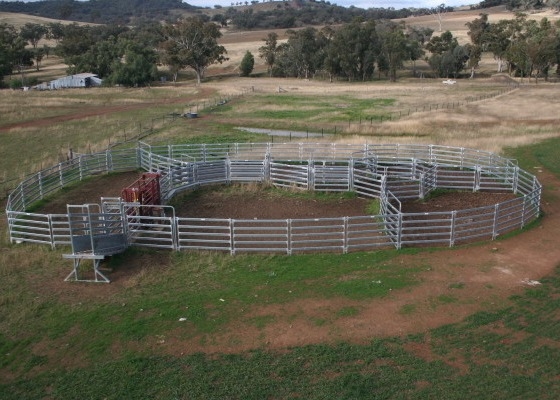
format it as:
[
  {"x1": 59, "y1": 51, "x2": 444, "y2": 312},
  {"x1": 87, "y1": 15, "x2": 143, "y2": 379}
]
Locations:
[{"x1": 121, "y1": 173, "x2": 161, "y2": 216}]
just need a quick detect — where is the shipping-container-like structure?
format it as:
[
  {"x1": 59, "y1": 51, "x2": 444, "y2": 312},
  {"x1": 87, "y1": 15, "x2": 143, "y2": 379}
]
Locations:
[{"x1": 35, "y1": 73, "x2": 102, "y2": 90}]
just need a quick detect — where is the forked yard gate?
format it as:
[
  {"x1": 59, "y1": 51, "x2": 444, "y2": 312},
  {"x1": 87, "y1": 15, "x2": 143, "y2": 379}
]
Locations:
[{"x1": 5, "y1": 143, "x2": 542, "y2": 282}]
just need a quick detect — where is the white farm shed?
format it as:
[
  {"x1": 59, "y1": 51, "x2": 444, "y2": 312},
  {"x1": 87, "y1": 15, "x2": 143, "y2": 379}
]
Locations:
[{"x1": 35, "y1": 73, "x2": 103, "y2": 90}]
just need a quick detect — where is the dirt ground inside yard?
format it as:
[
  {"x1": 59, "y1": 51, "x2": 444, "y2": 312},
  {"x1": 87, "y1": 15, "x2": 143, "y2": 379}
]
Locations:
[
  {"x1": 30, "y1": 168, "x2": 560, "y2": 355},
  {"x1": 37, "y1": 175, "x2": 517, "y2": 218}
]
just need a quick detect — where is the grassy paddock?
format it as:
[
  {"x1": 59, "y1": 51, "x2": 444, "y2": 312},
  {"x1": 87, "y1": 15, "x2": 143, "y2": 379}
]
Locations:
[
  {"x1": 2, "y1": 79, "x2": 559, "y2": 195},
  {"x1": 2, "y1": 255, "x2": 560, "y2": 398},
  {"x1": 1, "y1": 137, "x2": 559, "y2": 398},
  {"x1": 1, "y1": 71, "x2": 560, "y2": 398}
]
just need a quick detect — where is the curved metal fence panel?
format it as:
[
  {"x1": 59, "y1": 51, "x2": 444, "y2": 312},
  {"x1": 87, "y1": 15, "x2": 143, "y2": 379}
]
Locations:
[{"x1": 5, "y1": 143, "x2": 542, "y2": 254}]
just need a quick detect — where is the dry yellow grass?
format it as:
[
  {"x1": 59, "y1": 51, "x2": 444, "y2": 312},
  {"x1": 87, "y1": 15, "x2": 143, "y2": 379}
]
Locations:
[
  {"x1": 1, "y1": 6, "x2": 559, "y2": 189},
  {"x1": 198, "y1": 75, "x2": 560, "y2": 154},
  {"x1": 0, "y1": 11, "x2": 95, "y2": 28}
]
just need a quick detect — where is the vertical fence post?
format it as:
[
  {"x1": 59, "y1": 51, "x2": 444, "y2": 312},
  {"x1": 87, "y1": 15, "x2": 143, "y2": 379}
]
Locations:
[
  {"x1": 512, "y1": 166, "x2": 519, "y2": 194},
  {"x1": 449, "y1": 210, "x2": 456, "y2": 247},
  {"x1": 172, "y1": 216, "x2": 178, "y2": 251},
  {"x1": 348, "y1": 158, "x2": 354, "y2": 192},
  {"x1": 106, "y1": 150, "x2": 113, "y2": 172},
  {"x1": 38, "y1": 171, "x2": 44, "y2": 199},
  {"x1": 48, "y1": 214, "x2": 55, "y2": 250},
  {"x1": 419, "y1": 173, "x2": 425, "y2": 200},
  {"x1": 521, "y1": 197, "x2": 527, "y2": 228},
  {"x1": 474, "y1": 166, "x2": 481, "y2": 191},
  {"x1": 20, "y1": 184, "x2": 26, "y2": 210},
  {"x1": 264, "y1": 152, "x2": 271, "y2": 183},
  {"x1": 230, "y1": 219, "x2": 235, "y2": 255},
  {"x1": 307, "y1": 160, "x2": 314, "y2": 191},
  {"x1": 492, "y1": 204, "x2": 499, "y2": 239},
  {"x1": 79, "y1": 156, "x2": 84, "y2": 181},
  {"x1": 343, "y1": 216, "x2": 349, "y2": 254},
  {"x1": 396, "y1": 212, "x2": 402, "y2": 250},
  {"x1": 287, "y1": 219, "x2": 292, "y2": 255},
  {"x1": 59, "y1": 163, "x2": 64, "y2": 188},
  {"x1": 226, "y1": 156, "x2": 232, "y2": 184}
]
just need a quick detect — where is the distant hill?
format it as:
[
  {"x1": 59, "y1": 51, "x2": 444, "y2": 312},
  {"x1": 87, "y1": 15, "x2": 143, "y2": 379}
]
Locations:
[
  {"x1": 0, "y1": 0, "x2": 524, "y2": 29},
  {"x1": 0, "y1": 0, "x2": 198, "y2": 24},
  {"x1": 0, "y1": 0, "x2": 452, "y2": 26}
]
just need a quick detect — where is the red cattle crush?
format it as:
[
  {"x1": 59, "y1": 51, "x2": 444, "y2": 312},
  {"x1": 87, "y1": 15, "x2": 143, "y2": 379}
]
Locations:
[{"x1": 121, "y1": 172, "x2": 161, "y2": 216}]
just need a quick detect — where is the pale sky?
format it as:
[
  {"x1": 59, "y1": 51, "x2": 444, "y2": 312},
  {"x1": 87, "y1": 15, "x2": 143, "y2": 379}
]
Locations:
[{"x1": 5, "y1": 0, "x2": 477, "y2": 9}]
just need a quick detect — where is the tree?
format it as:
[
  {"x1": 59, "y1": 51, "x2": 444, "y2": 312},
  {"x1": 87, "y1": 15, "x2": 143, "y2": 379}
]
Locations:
[
  {"x1": 0, "y1": 23, "x2": 30, "y2": 84},
  {"x1": 430, "y1": 3, "x2": 448, "y2": 32},
  {"x1": 477, "y1": 13, "x2": 558, "y2": 80},
  {"x1": 56, "y1": 25, "x2": 127, "y2": 77},
  {"x1": 405, "y1": 38, "x2": 425, "y2": 77},
  {"x1": 239, "y1": 51, "x2": 254, "y2": 76},
  {"x1": 46, "y1": 22, "x2": 65, "y2": 45},
  {"x1": 108, "y1": 40, "x2": 158, "y2": 86},
  {"x1": 19, "y1": 23, "x2": 48, "y2": 49},
  {"x1": 377, "y1": 21, "x2": 408, "y2": 82},
  {"x1": 406, "y1": 26, "x2": 433, "y2": 46},
  {"x1": 324, "y1": 19, "x2": 378, "y2": 82},
  {"x1": 485, "y1": 19, "x2": 513, "y2": 72},
  {"x1": 68, "y1": 38, "x2": 121, "y2": 78},
  {"x1": 517, "y1": 18, "x2": 558, "y2": 81},
  {"x1": 426, "y1": 31, "x2": 468, "y2": 78},
  {"x1": 259, "y1": 32, "x2": 278, "y2": 77},
  {"x1": 466, "y1": 13, "x2": 490, "y2": 48},
  {"x1": 161, "y1": 17, "x2": 228, "y2": 84},
  {"x1": 31, "y1": 47, "x2": 45, "y2": 72},
  {"x1": 466, "y1": 14, "x2": 491, "y2": 78},
  {"x1": 548, "y1": 0, "x2": 560, "y2": 11},
  {"x1": 426, "y1": 30, "x2": 458, "y2": 54},
  {"x1": 59, "y1": 1, "x2": 74, "y2": 19},
  {"x1": 274, "y1": 27, "x2": 324, "y2": 79},
  {"x1": 0, "y1": 23, "x2": 18, "y2": 81}
]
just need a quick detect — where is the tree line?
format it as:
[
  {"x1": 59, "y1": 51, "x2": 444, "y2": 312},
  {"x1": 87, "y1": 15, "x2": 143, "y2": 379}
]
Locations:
[
  {"x1": 219, "y1": 2, "x2": 419, "y2": 31},
  {"x1": 1, "y1": 12, "x2": 559, "y2": 88},
  {"x1": 256, "y1": 13, "x2": 560, "y2": 81}
]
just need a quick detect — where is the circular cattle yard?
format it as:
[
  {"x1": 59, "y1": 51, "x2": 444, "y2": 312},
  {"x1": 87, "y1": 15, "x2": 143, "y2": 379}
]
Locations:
[
  {"x1": 37, "y1": 175, "x2": 519, "y2": 248},
  {"x1": 36, "y1": 175, "x2": 517, "y2": 226},
  {"x1": 7, "y1": 142, "x2": 555, "y2": 354}
]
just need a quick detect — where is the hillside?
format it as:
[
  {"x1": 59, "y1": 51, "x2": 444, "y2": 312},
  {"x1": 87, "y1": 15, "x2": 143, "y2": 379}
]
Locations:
[
  {"x1": 0, "y1": 0, "x2": 197, "y2": 24},
  {"x1": 0, "y1": 0, "x2": 417, "y2": 26}
]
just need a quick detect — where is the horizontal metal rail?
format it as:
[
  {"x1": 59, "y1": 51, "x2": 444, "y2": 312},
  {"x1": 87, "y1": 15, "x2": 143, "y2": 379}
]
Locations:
[{"x1": 6, "y1": 143, "x2": 542, "y2": 254}]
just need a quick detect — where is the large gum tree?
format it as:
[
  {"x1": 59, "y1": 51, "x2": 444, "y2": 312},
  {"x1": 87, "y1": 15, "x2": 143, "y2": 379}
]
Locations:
[{"x1": 161, "y1": 17, "x2": 227, "y2": 84}]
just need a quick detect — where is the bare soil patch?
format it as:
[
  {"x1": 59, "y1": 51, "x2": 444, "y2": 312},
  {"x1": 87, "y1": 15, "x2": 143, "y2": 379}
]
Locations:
[
  {"x1": 401, "y1": 191, "x2": 517, "y2": 213},
  {"x1": 36, "y1": 171, "x2": 140, "y2": 214},
  {"x1": 40, "y1": 176, "x2": 516, "y2": 219},
  {"x1": 170, "y1": 184, "x2": 371, "y2": 219}
]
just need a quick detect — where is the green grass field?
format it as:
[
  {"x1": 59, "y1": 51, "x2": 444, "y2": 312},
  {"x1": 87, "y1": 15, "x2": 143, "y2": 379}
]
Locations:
[
  {"x1": 2, "y1": 6, "x2": 560, "y2": 396},
  {"x1": 1, "y1": 136, "x2": 559, "y2": 398},
  {"x1": 2, "y1": 54, "x2": 560, "y2": 398}
]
